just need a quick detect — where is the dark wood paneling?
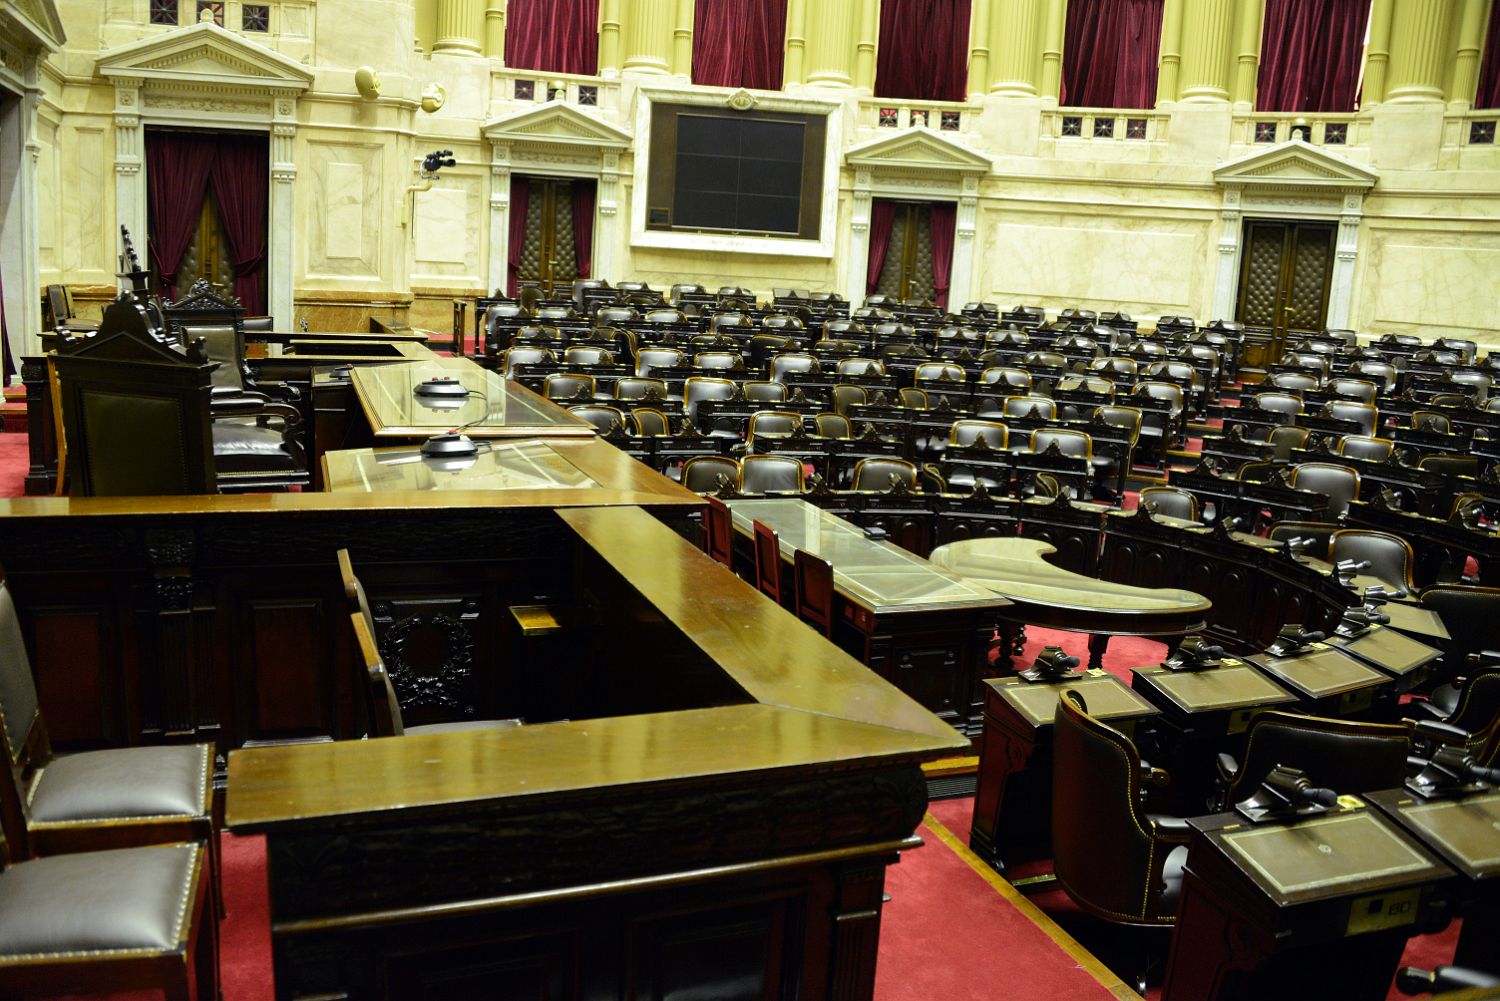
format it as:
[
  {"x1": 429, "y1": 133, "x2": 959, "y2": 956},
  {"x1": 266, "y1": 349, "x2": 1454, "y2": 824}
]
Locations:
[
  {"x1": 237, "y1": 597, "x2": 339, "y2": 742},
  {"x1": 29, "y1": 605, "x2": 116, "y2": 745}
]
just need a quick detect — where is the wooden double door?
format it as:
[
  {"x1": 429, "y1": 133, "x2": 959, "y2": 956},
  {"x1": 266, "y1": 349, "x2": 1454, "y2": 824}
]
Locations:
[
  {"x1": 514, "y1": 176, "x2": 595, "y2": 296},
  {"x1": 1235, "y1": 219, "x2": 1336, "y2": 368}
]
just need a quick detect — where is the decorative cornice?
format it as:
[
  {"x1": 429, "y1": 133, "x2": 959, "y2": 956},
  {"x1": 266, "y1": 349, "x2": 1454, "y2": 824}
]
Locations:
[{"x1": 96, "y1": 21, "x2": 313, "y2": 92}]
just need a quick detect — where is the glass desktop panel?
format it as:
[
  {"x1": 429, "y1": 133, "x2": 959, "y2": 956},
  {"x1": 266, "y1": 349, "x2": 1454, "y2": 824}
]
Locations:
[
  {"x1": 323, "y1": 441, "x2": 599, "y2": 493},
  {"x1": 352, "y1": 361, "x2": 589, "y2": 436}
]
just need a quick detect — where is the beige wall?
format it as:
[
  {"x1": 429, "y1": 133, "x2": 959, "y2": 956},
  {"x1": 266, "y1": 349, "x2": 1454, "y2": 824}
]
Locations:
[{"x1": 24, "y1": 0, "x2": 1500, "y2": 350}]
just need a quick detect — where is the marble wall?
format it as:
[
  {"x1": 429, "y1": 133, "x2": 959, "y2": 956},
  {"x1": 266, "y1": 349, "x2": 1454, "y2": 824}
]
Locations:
[{"x1": 20, "y1": 0, "x2": 1500, "y2": 351}]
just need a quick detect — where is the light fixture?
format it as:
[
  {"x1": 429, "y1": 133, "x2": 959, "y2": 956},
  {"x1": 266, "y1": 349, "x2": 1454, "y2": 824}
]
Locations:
[{"x1": 354, "y1": 66, "x2": 381, "y2": 101}]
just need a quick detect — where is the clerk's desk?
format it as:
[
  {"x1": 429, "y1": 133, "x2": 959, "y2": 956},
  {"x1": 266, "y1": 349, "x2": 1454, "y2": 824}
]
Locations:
[
  {"x1": 722, "y1": 497, "x2": 1008, "y2": 738},
  {"x1": 227, "y1": 507, "x2": 967, "y2": 1001}
]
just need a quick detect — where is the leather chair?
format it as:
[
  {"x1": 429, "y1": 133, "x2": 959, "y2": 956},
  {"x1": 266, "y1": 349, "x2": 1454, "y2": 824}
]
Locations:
[
  {"x1": 567, "y1": 404, "x2": 627, "y2": 433},
  {"x1": 630, "y1": 407, "x2": 671, "y2": 437},
  {"x1": 947, "y1": 419, "x2": 1009, "y2": 450},
  {"x1": 1418, "y1": 454, "x2": 1480, "y2": 479},
  {"x1": 1133, "y1": 381, "x2": 1185, "y2": 452},
  {"x1": 563, "y1": 344, "x2": 614, "y2": 366},
  {"x1": 739, "y1": 454, "x2": 805, "y2": 494},
  {"x1": 1337, "y1": 435, "x2": 1395, "y2": 462},
  {"x1": 645, "y1": 307, "x2": 686, "y2": 326},
  {"x1": 0, "y1": 574, "x2": 219, "y2": 911},
  {"x1": 1089, "y1": 356, "x2": 1137, "y2": 379},
  {"x1": 746, "y1": 410, "x2": 804, "y2": 444},
  {"x1": 0, "y1": 836, "x2": 218, "y2": 1001},
  {"x1": 836, "y1": 357, "x2": 886, "y2": 378},
  {"x1": 1411, "y1": 410, "x2": 1452, "y2": 434},
  {"x1": 1288, "y1": 462, "x2": 1360, "y2": 519},
  {"x1": 337, "y1": 551, "x2": 521, "y2": 737},
  {"x1": 614, "y1": 376, "x2": 668, "y2": 402},
  {"x1": 1418, "y1": 585, "x2": 1500, "y2": 683},
  {"x1": 503, "y1": 345, "x2": 556, "y2": 377},
  {"x1": 1251, "y1": 391, "x2": 1303, "y2": 421},
  {"x1": 681, "y1": 455, "x2": 740, "y2": 493},
  {"x1": 812, "y1": 338, "x2": 862, "y2": 358},
  {"x1": 794, "y1": 549, "x2": 835, "y2": 639},
  {"x1": 1264, "y1": 425, "x2": 1309, "y2": 462},
  {"x1": 899, "y1": 387, "x2": 931, "y2": 410},
  {"x1": 770, "y1": 353, "x2": 819, "y2": 382},
  {"x1": 1349, "y1": 360, "x2": 1397, "y2": 394},
  {"x1": 1139, "y1": 485, "x2": 1200, "y2": 522},
  {"x1": 1266, "y1": 519, "x2": 1338, "y2": 560},
  {"x1": 752, "y1": 521, "x2": 784, "y2": 604},
  {"x1": 742, "y1": 380, "x2": 788, "y2": 403},
  {"x1": 1328, "y1": 377, "x2": 1379, "y2": 404},
  {"x1": 1327, "y1": 400, "x2": 1378, "y2": 437},
  {"x1": 1022, "y1": 350, "x2": 1068, "y2": 371},
  {"x1": 1330, "y1": 529, "x2": 1416, "y2": 597},
  {"x1": 1031, "y1": 428, "x2": 1092, "y2": 461},
  {"x1": 814, "y1": 413, "x2": 852, "y2": 439},
  {"x1": 1091, "y1": 404, "x2": 1142, "y2": 478},
  {"x1": 851, "y1": 456, "x2": 918, "y2": 492},
  {"x1": 914, "y1": 361, "x2": 966, "y2": 384},
  {"x1": 1408, "y1": 671, "x2": 1500, "y2": 756},
  {"x1": 543, "y1": 372, "x2": 596, "y2": 402},
  {"x1": 1450, "y1": 369, "x2": 1492, "y2": 403},
  {"x1": 693, "y1": 350, "x2": 744, "y2": 372},
  {"x1": 980, "y1": 366, "x2": 1032, "y2": 392},
  {"x1": 682, "y1": 376, "x2": 737, "y2": 426},
  {"x1": 635, "y1": 347, "x2": 685, "y2": 376},
  {"x1": 1215, "y1": 711, "x2": 1411, "y2": 810},
  {"x1": 1052, "y1": 691, "x2": 1189, "y2": 927},
  {"x1": 1002, "y1": 395, "x2": 1057, "y2": 420},
  {"x1": 831, "y1": 384, "x2": 867, "y2": 416},
  {"x1": 703, "y1": 495, "x2": 734, "y2": 566},
  {"x1": 1268, "y1": 371, "x2": 1320, "y2": 393}
]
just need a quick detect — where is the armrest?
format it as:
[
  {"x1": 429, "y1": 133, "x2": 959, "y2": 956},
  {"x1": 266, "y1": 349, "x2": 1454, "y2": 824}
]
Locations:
[
  {"x1": 210, "y1": 396, "x2": 303, "y2": 426},
  {"x1": 1216, "y1": 752, "x2": 1239, "y2": 782},
  {"x1": 248, "y1": 378, "x2": 301, "y2": 403},
  {"x1": 1148, "y1": 814, "x2": 1193, "y2": 841}
]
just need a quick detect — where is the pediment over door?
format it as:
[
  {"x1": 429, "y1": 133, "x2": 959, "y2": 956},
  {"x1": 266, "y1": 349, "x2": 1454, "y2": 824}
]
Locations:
[
  {"x1": 1213, "y1": 140, "x2": 1377, "y2": 194},
  {"x1": 1, "y1": 0, "x2": 66, "y2": 52},
  {"x1": 96, "y1": 21, "x2": 313, "y2": 92},
  {"x1": 482, "y1": 103, "x2": 633, "y2": 152},
  {"x1": 845, "y1": 129, "x2": 993, "y2": 178}
]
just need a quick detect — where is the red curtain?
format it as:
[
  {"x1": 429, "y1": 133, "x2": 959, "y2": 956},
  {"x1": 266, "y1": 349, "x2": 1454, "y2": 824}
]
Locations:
[
  {"x1": 208, "y1": 135, "x2": 268, "y2": 316},
  {"x1": 507, "y1": 176, "x2": 531, "y2": 297},
  {"x1": 1060, "y1": 0, "x2": 1164, "y2": 109},
  {"x1": 146, "y1": 131, "x2": 217, "y2": 302},
  {"x1": 929, "y1": 202, "x2": 956, "y2": 310},
  {"x1": 1256, "y1": 0, "x2": 1371, "y2": 113},
  {"x1": 692, "y1": 0, "x2": 788, "y2": 89},
  {"x1": 572, "y1": 179, "x2": 596, "y2": 280},
  {"x1": 505, "y1": 0, "x2": 599, "y2": 75},
  {"x1": 1477, "y1": 0, "x2": 1500, "y2": 109},
  {"x1": 866, "y1": 200, "x2": 897, "y2": 297},
  {"x1": 874, "y1": 0, "x2": 972, "y2": 102}
]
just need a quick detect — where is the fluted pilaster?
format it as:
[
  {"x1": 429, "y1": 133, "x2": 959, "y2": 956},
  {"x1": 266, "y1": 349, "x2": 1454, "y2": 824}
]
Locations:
[
  {"x1": 671, "y1": 0, "x2": 694, "y2": 76},
  {"x1": 433, "y1": 0, "x2": 483, "y2": 54},
  {"x1": 1449, "y1": 0, "x2": 1489, "y2": 105},
  {"x1": 784, "y1": 0, "x2": 807, "y2": 85},
  {"x1": 967, "y1": 0, "x2": 992, "y2": 97},
  {"x1": 483, "y1": 0, "x2": 504, "y2": 59},
  {"x1": 990, "y1": 0, "x2": 1044, "y2": 96},
  {"x1": 1156, "y1": 0, "x2": 1183, "y2": 104},
  {"x1": 854, "y1": 0, "x2": 879, "y2": 91},
  {"x1": 1362, "y1": 0, "x2": 1394, "y2": 106},
  {"x1": 599, "y1": 0, "x2": 623, "y2": 76},
  {"x1": 621, "y1": 0, "x2": 674, "y2": 75},
  {"x1": 1177, "y1": 0, "x2": 1234, "y2": 102},
  {"x1": 1040, "y1": 0, "x2": 1067, "y2": 103},
  {"x1": 805, "y1": 0, "x2": 856, "y2": 86},
  {"x1": 1386, "y1": 0, "x2": 1454, "y2": 102},
  {"x1": 1230, "y1": 0, "x2": 1262, "y2": 107}
]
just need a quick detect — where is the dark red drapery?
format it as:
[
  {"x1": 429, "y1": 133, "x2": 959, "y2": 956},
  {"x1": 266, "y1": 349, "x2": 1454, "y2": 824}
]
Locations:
[
  {"x1": 1256, "y1": 0, "x2": 1370, "y2": 113},
  {"x1": 507, "y1": 176, "x2": 531, "y2": 297},
  {"x1": 1477, "y1": 0, "x2": 1500, "y2": 109},
  {"x1": 866, "y1": 200, "x2": 897, "y2": 298},
  {"x1": 505, "y1": 0, "x2": 599, "y2": 75},
  {"x1": 691, "y1": 0, "x2": 788, "y2": 90},
  {"x1": 146, "y1": 131, "x2": 217, "y2": 302},
  {"x1": 572, "y1": 179, "x2": 596, "y2": 280},
  {"x1": 929, "y1": 202, "x2": 956, "y2": 310},
  {"x1": 1060, "y1": 0, "x2": 1164, "y2": 109},
  {"x1": 874, "y1": 0, "x2": 972, "y2": 102},
  {"x1": 208, "y1": 135, "x2": 268, "y2": 316},
  {"x1": 0, "y1": 266, "x2": 12, "y2": 384}
]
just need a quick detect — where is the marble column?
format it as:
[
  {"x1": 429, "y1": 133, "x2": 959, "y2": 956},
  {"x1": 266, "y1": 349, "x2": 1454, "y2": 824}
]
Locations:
[
  {"x1": 112, "y1": 79, "x2": 147, "y2": 266},
  {"x1": 1177, "y1": 0, "x2": 1234, "y2": 102},
  {"x1": 967, "y1": 0, "x2": 993, "y2": 97},
  {"x1": 1362, "y1": 0, "x2": 1395, "y2": 107},
  {"x1": 846, "y1": 170, "x2": 873, "y2": 302},
  {"x1": 1450, "y1": 0, "x2": 1490, "y2": 107},
  {"x1": 483, "y1": 0, "x2": 504, "y2": 60},
  {"x1": 671, "y1": 0, "x2": 693, "y2": 77},
  {"x1": 784, "y1": 0, "x2": 807, "y2": 86},
  {"x1": 1229, "y1": 0, "x2": 1263, "y2": 109},
  {"x1": 989, "y1": 0, "x2": 1043, "y2": 96},
  {"x1": 269, "y1": 96, "x2": 297, "y2": 326},
  {"x1": 487, "y1": 145, "x2": 512, "y2": 295},
  {"x1": 599, "y1": 0, "x2": 623, "y2": 77},
  {"x1": 1156, "y1": 0, "x2": 1183, "y2": 104},
  {"x1": 3, "y1": 58, "x2": 42, "y2": 358},
  {"x1": 433, "y1": 0, "x2": 483, "y2": 54},
  {"x1": 1385, "y1": 0, "x2": 1453, "y2": 103},
  {"x1": 1039, "y1": 0, "x2": 1067, "y2": 104},
  {"x1": 621, "y1": 0, "x2": 673, "y2": 75},
  {"x1": 853, "y1": 0, "x2": 879, "y2": 91},
  {"x1": 805, "y1": 0, "x2": 856, "y2": 87},
  {"x1": 949, "y1": 177, "x2": 980, "y2": 308}
]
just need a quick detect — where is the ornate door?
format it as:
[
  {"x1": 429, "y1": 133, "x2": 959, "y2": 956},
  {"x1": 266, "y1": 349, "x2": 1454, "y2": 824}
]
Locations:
[
  {"x1": 516, "y1": 178, "x2": 577, "y2": 296},
  {"x1": 1235, "y1": 220, "x2": 1335, "y2": 366},
  {"x1": 872, "y1": 201, "x2": 935, "y2": 303}
]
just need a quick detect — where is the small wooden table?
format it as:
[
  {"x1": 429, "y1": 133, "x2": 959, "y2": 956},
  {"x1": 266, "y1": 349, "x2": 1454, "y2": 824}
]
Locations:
[{"x1": 929, "y1": 536, "x2": 1212, "y2": 670}]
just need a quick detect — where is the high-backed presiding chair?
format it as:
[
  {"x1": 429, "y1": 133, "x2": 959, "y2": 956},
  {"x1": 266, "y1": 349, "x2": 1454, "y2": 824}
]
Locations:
[
  {"x1": 1052, "y1": 691, "x2": 1189, "y2": 927},
  {"x1": 1288, "y1": 462, "x2": 1360, "y2": 519},
  {"x1": 1215, "y1": 711, "x2": 1411, "y2": 809},
  {"x1": 739, "y1": 454, "x2": 806, "y2": 494},
  {"x1": 0, "y1": 573, "x2": 218, "y2": 909},
  {"x1": 794, "y1": 549, "x2": 835, "y2": 639},
  {"x1": 1330, "y1": 529, "x2": 1416, "y2": 597}
]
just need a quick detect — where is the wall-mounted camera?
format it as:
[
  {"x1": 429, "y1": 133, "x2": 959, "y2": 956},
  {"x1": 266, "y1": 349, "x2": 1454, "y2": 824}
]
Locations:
[{"x1": 422, "y1": 149, "x2": 457, "y2": 175}]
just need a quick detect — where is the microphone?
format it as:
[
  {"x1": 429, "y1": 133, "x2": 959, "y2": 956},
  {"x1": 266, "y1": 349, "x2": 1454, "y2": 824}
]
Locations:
[
  {"x1": 419, "y1": 409, "x2": 492, "y2": 459},
  {"x1": 1236, "y1": 765, "x2": 1340, "y2": 822}
]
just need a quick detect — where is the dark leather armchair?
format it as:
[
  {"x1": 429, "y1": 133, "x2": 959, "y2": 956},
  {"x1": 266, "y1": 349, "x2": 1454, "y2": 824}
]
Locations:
[
  {"x1": 567, "y1": 404, "x2": 628, "y2": 432},
  {"x1": 1215, "y1": 711, "x2": 1411, "y2": 810},
  {"x1": 1052, "y1": 691, "x2": 1189, "y2": 927},
  {"x1": 1337, "y1": 435, "x2": 1394, "y2": 461},
  {"x1": 681, "y1": 455, "x2": 740, "y2": 494},
  {"x1": 1139, "y1": 485, "x2": 1200, "y2": 522},
  {"x1": 1288, "y1": 462, "x2": 1360, "y2": 519},
  {"x1": 1330, "y1": 528, "x2": 1416, "y2": 597},
  {"x1": 851, "y1": 456, "x2": 918, "y2": 492},
  {"x1": 1418, "y1": 585, "x2": 1500, "y2": 692},
  {"x1": 1266, "y1": 519, "x2": 1338, "y2": 560},
  {"x1": 739, "y1": 454, "x2": 805, "y2": 494}
]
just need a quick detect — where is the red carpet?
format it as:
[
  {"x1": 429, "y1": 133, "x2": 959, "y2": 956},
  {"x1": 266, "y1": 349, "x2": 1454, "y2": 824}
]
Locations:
[{"x1": 0, "y1": 429, "x2": 28, "y2": 498}]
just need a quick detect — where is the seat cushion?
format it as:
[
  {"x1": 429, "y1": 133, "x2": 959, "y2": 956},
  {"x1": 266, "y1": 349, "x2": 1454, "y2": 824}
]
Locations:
[
  {"x1": 28, "y1": 744, "x2": 210, "y2": 825},
  {"x1": 1159, "y1": 844, "x2": 1190, "y2": 915},
  {"x1": 406, "y1": 718, "x2": 523, "y2": 735},
  {"x1": 212, "y1": 422, "x2": 300, "y2": 472},
  {"x1": 0, "y1": 843, "x2": 200, "y2": 958}
]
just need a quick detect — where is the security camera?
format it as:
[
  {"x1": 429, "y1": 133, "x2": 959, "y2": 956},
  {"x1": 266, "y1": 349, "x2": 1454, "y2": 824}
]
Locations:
[{"x1": 422, "y1": 150, "x2": 456, "y2": 174}]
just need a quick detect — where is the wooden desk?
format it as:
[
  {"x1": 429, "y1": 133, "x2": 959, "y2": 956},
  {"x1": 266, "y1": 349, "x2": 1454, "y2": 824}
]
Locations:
[
  {"x1": 1323, "y1": 624, "x2": 1444, "y2": 693},
  {"x1": 724, "y1": 497, "x2": 1007, "y2": 737},
  {"x1": 1243, "y1": 644, "x2": 1394, "y2": 718},
  {"x1": 969, "y1": 672, "x2": 1158, "y2": 874},
  {"x1": 1162, "y1": 805, "x2": 1452, "y2": 1001},
  {"x1": 227, "y1": 506, "x2": 966, "y2": 1001},
  {"x1": 929, "y1": 536, "x2": 1211, "y2": 670}
]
